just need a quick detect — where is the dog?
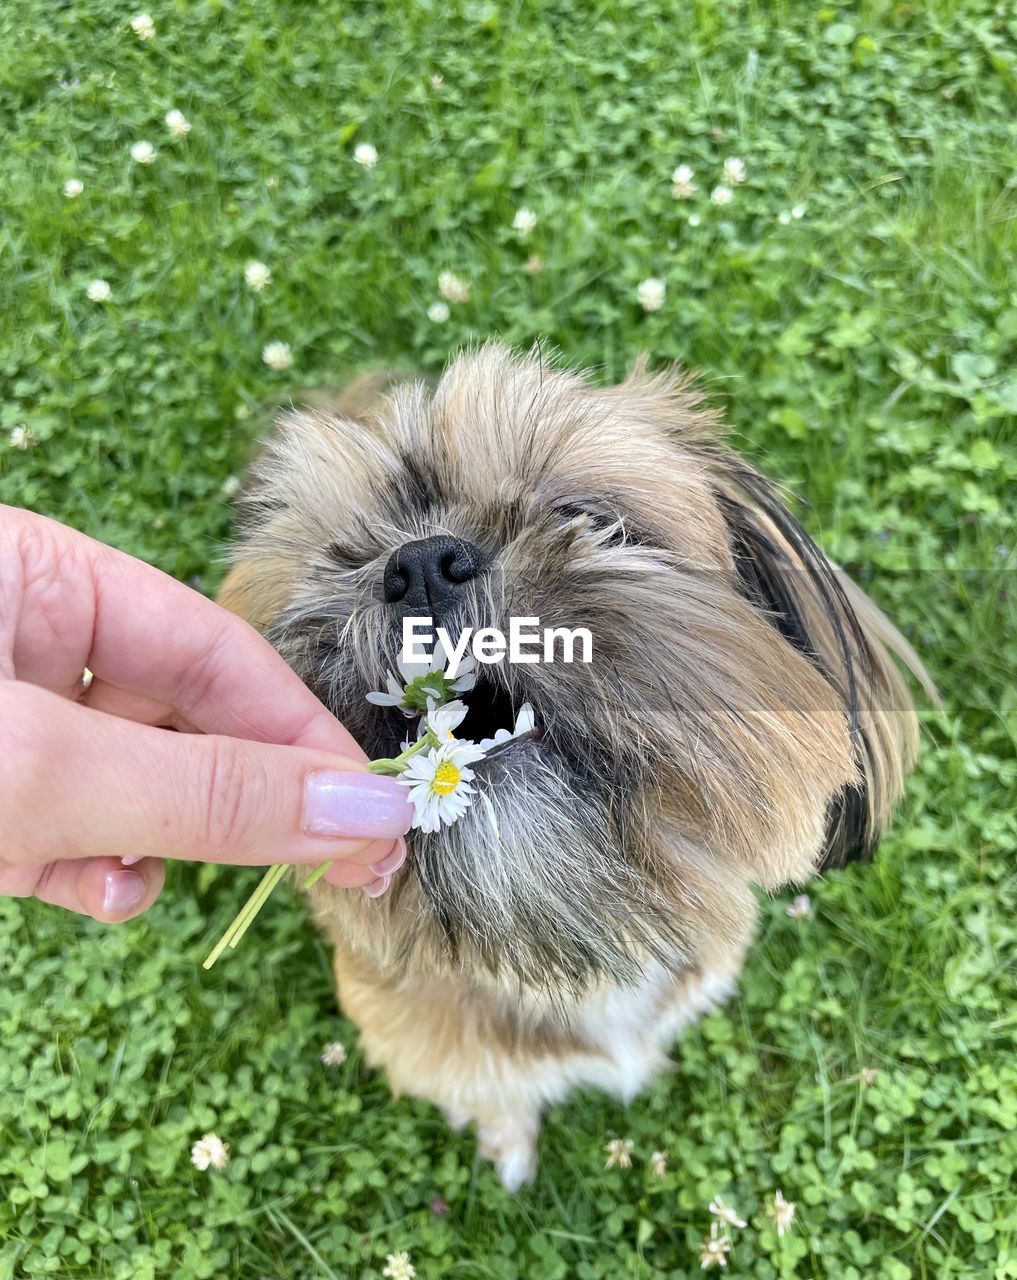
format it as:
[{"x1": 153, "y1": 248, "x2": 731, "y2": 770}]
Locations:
[{"x1": 218, "y1": 343, "x2": 928, "y2": 1189}]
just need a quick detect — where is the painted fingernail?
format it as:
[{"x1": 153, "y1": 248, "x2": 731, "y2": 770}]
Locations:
[
  {"x1": 120, "y1": 855, "x2": 144, "y2": 866},
  {"x1": 370, "y1": 838, "x2": 407, "y2": 878},
  {"x1": 103, "y1": 870, "x2": 147, "y2": 915},
  {"x1": 362, "y1": 874, "x2": 392, "y2": 899},
  {"x1": 304, "y1": 772, "x2": 413, "y2": 841}
]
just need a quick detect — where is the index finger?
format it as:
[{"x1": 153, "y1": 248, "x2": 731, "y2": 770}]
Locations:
[{"x1": 4, "y1": 507, "x2": 361, "y2": 758}]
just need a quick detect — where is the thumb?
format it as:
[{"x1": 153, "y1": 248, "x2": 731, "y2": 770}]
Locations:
[{"x1": 1, "y1": 682, "x2": 413, "y2": 870}]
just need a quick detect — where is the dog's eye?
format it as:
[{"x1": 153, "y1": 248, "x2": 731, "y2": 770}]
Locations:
[{"x1": 553, "y1": 501, "x2": 632, "y2": 546}]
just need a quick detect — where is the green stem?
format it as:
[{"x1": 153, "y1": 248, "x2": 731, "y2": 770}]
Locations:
[{"x1": 202, "y1": 732, "x2": 433, "y2": 968}]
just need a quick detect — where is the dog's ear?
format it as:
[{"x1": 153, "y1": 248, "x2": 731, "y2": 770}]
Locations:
[{"x1": 713, "y1": 458, "x2": 929, "y2": 869}]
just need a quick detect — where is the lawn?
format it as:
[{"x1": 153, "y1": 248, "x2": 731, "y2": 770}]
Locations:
[{"x1": 1, "y1": 1, "x2": 1015, "y2": 1277}]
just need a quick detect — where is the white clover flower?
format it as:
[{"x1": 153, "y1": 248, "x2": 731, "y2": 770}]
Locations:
[
  {"x1": 699, "y1": 1222, "x2": 731, "y2": 1270},
  {"x1": 64, "y1": 178, "x2": 83, "y2": 199},
  {"x1": 513, "y1": 207, "x2": 537, "y2": 235},
  {"x1": 766, "y1": 1189, "x2": 796, "y2": 1237},
  {"x1": 87, "y1": 279, "x2": 112, "y2": 302},
  {"x1": 354, "y1": 143, "x2": 378, "y2": 168},
  {"x1": 190, "y1": 1133, "x2": 229, "y2": 1171},
  {"x1": 671, "y1": 164, "x2": 698, "y2": 198},
  {"x1": 722, "y1": 157, "x2": 747, "y2": 184},
  {"x1": 791, "y1": 204, "x2": 806, "y2": 219},
  {"x1": 220, "y1": 474, "x2": 241, "y2": 497},
  {"x1": 709, "y1": 1196, "x2": 747, "y2": 1230},
  {"x1": 637, "y1": 277, "x2": 665, "y2": 312},
  {"x1": 778, "y1": 210, "x2": 791, "y2": 225},
  {"x1": 438, "y1": 271, "x2": 470, "y2": 303},
  {"x1": 382, "y1": 1253, "x2": 416, "y2": 1280},
  {"x1": 130, "y1": 140, "x2": 157, "y2": 164},
  {"x1": 245, "y1": 261, "x2": 272, "y2": 291},
  {"x1": 261, "y1": 341, "x2": 293, "y2": 371},
  {"x1": 130, "y1": 12, "x2": 155, "y2": 40},
  {"x1": 320, "y1": 1041, "x2": 347, "y2": 1067},
  {"x1": 786, "y1": 893, "x2": 812, "y2": 918},
  {"x1": 649, "y1": 1150, "x2": 668, "y2": 1177},
  {"x1": 399, "y1": 739, "x2": 487, "y2": 833},
  {"x1": 710, "y1": 184, "x2": 733, "y2": 205},
  {"x1": 604, "y1": 1137, "x2": 633, "y2": 1169},
  {"x1": 477, "y1": 702, "x2": 535, "y2": 752},
  {"x1": 9, "y1": 426, "x2": 36, "y2": 450},
  {"x1": 525, "y1": 254, "x2": 544, "y2": 275},
  {"x1": 165, "y1": 108, "x2": 191, "y2": 136},
  {"x1": 427, "y1": 301, "x2": 450, "y2": 323},
  {"x1": 688, "y1": 212, "x2": 701, "y2": 227},
  {"x1": 430, "y1": 73, "x2": 444, "y2": 89}
]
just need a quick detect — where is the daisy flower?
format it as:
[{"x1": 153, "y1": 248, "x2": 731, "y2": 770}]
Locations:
[
  {"x1": 190, "y1": 1133, "x2": 229, "y2": 1171},
  {"x1": 86, "y1": 279, "x2": 112, "y2": 302},
  {"x1": 710, "y1": 184, "x2": 733, "y2": 205},
  {"x1": 165, "y1": 108, "x2": 191, "y2": 136},
  {"x1": 438, "y1": 271, "x2": 470, "y2": 303},
  {"x1": 367, "y1": 641, "x2": 476, "y2": 715},
  {"x1": 786, "y1": 893, "x2": 812, "y2": 918},
  {"x1": 9, "y1": 426, "x2": 36, "y2": 450},
  {"x1": 382, "y1": 1253, "x2": 415, "y2": 1280},
  {"x1": 709, "y1": 1196, "x2": 747, "y2": 1230},
  {"x1": 64, "y1": 178, "x2": 83, "y2": 198},
  {"x1": 399, "y1": 739, "x2": 486, "y2": 833},
  {"x1": 320, "y1": 1041, "x2": 347, "y2": 1067},
  {"x1": 130, "y1": 140, "x2": 157, "y2": 164},
  {"x1": 245, "y1": 261, "x2": 272, "y2": 291},
  {"x1": 637, "y1": 278, "x2": 665, "y2": 312},
  {"x1": 478, "y1": 702, "x2": 535, "y2": 752},
  {"x1": 671, "y1": 163, "x2": 697, "y2": 198},
  {"x1": 649, "y1": 1150, "x2": 668, "y2": 1177},
  {"x1": 425, "y1": 698, "x2": 468, "y2": 743},
  {"x1": 722, "y1": 157, "x2": 747, "y2": 184},
  {"x1": 427, "y1": 300, "x2": 450, "y2": 323},
  {"x1": 354, "y1": 143, "x2": 378, "y2": 167},
  {"x1": 604, "y1": 1137, "x2": 633, "y2": 1169},
  {"x1": 766, "y1": 1189, "x2": 796, "y2": 1236},
  {"x1": 513, "y1": 207, "x2": 537, "y2": 235},
  {"x1": 130, "y1": 12, "x2": 155, "y2": 40},
  {"x1": 699, "y1": 1222, "x2": 731, "y2": 1270},
  {"x1": 262, "y1": 341, "x2": 293, "y2": 371}
]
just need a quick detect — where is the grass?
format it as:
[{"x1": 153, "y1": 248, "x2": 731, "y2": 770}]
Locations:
[{"x1": 1, "y1": 0, "x2": 1015, "y2": 1276}]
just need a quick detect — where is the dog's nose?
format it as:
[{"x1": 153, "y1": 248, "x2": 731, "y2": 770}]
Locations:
[{"x1": 382, "y1": 536, "x2": 486, "y2": 615}]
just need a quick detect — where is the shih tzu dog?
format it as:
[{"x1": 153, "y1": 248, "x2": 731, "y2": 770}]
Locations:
[{"x1": 219, "y1": 343, "x2": 927, "y2": 1189}]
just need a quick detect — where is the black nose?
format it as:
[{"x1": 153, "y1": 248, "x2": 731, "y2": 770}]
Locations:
[{"x1": 382, "y1": 536, "x2": 486, "y2": 616}]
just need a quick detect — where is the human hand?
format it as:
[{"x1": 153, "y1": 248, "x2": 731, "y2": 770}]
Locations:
[{"x1": 0, "y1": 505, "x2": 412, "y2": 922}]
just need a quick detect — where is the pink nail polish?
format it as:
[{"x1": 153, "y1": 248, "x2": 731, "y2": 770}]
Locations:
[
  {"x1": 370, "y1": 838, "x2": 407, "y2": 878},
  {"x1": 304, "y1": 772, "x2": 413, "y2": 840},
  {"x1": 362, "y1": 874, "x2": 392, "y2": 899},
  {"x1": 103, "y1": 871, "x2": 146, "y2": 915}
]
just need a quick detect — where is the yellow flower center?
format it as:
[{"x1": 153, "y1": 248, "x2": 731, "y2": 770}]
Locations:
[{"x1": 430, "y1": 761, "x2": 461, "y2": 796}]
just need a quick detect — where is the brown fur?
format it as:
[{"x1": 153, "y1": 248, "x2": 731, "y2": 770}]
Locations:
[{"x1": 218, "y1": 343, "x2": 925, "y2": 1186}]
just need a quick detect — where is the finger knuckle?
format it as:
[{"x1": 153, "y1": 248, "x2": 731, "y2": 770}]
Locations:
[
  {"x1": 197, "y1": 736, "x2": 265, "y2": 855},
  {"x1": 0, "y1": 685, "x2": 57, "y2": 862}
]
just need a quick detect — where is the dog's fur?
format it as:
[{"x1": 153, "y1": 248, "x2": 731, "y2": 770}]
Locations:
[{"x1": 219, "y1": 343, "x2": 927, "y2": 1188}]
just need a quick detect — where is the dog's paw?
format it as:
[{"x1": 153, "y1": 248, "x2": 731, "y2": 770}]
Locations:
[{"x1": 477, "y1": 1118, "x2": 539, "y2": 1192}]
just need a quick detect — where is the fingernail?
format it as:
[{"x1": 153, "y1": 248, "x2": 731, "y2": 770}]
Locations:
[
  {"x1": 103, "y1": 871, "x2": 147, "y2": 915},
  {"x1": 304, "y1": 771, "x2": 413, "y2": 840},
  {"x1": 120, "y1": 855, "x2": 144, "y2": 866},
  {"x1": 370, "y1": 838, "x2": 407, "y2": 877},
  {"x1": 363, "y1": 873, "x2": 392, "y2": 899}
]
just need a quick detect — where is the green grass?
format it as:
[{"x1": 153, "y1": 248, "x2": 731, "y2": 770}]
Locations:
[{"x1": 1, "y1": 0, "x2": 1015, "y2": 1277}]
